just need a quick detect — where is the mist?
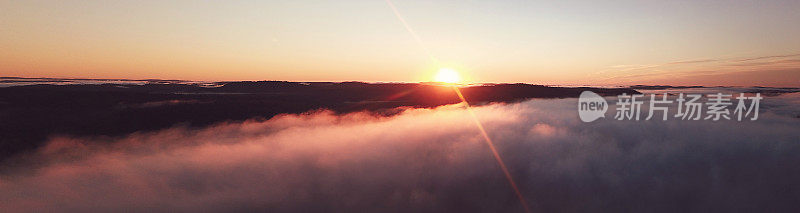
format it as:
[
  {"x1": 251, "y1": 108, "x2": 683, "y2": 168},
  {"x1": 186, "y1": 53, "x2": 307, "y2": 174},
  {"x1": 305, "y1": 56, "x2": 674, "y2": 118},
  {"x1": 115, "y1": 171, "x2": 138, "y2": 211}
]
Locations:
[{"x1": 1, "y1": 95, "x2": 799, "y2": 212}]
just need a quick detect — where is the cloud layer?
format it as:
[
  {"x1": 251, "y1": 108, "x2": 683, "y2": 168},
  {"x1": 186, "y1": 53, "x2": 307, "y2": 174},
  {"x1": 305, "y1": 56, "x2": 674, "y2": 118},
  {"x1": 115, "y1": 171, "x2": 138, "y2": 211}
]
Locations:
[{"x1": 1, "y1": 94, "x2": 799, "y2": 212}]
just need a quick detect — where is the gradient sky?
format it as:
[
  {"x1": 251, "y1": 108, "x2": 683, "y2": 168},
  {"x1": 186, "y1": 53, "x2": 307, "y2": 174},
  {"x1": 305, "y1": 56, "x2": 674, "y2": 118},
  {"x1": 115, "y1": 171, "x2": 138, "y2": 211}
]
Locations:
[{"x1": 1, "y1": 0, "x2": 799, "y2": 86}]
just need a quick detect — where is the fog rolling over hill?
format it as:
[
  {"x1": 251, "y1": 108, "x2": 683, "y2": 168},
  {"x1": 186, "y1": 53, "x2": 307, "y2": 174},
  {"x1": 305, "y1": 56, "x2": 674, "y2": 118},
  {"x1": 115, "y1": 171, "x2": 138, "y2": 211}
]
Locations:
[
  {"x1": 0, "y1": 80, "x2": 636, "y2": 160},
  {"x1": 0, "y1": 88, "x2": 798, "y2": 212}
]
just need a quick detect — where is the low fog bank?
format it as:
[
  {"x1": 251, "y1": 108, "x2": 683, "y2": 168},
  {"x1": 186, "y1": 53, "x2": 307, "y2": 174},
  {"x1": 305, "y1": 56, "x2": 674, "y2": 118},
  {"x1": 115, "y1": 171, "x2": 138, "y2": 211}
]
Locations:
[{"x1": 1, "y1": 93, "x2": 799, "y2": 212}]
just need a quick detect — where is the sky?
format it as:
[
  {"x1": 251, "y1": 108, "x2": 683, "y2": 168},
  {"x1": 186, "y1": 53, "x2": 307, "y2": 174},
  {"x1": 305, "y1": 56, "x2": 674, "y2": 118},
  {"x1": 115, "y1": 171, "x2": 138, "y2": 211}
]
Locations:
[{"x1": 1, "y1": 0, "x2": 799, "y2": 86}]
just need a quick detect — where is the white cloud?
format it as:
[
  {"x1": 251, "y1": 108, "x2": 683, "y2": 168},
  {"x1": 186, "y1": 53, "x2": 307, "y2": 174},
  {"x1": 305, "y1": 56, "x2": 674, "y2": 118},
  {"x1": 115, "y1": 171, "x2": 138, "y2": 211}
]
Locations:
[{"x1": 1, "y1": 93, "x2": 799, "y2": 212}]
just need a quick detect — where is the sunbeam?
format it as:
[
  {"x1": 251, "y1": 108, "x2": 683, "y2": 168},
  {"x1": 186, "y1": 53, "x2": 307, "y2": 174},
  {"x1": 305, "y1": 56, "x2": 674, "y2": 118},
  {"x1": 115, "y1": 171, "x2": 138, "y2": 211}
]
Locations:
[{"x1": 453, "y1": 86, "x2": 532, "y2": 213}]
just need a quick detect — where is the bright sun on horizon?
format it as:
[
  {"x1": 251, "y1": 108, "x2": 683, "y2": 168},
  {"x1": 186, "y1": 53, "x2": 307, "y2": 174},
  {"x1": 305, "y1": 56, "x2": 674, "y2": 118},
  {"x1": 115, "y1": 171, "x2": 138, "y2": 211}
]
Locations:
[{"x1": 434, "y1": 68, "x2": 461, "y2": 84}]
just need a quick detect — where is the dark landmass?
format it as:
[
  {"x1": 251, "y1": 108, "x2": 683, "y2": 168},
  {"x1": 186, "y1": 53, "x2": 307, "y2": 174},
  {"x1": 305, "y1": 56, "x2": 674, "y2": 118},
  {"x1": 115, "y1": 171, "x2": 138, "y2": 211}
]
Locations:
[
  {"x1": 0, "y1": 76, "x2": 189, "y2": 85},
  {"x1": 628, "y1": 85, "x2": 705, "y2": 90},
  {"x1": 628, "y1": 85, "x2": 800, "y2": 96},
  {"x1": 0, "y1": 81, "x2": 637, "y2": 160},
  {"x1": 745, "y1": 88, "x2": 800, "y2": 96}
]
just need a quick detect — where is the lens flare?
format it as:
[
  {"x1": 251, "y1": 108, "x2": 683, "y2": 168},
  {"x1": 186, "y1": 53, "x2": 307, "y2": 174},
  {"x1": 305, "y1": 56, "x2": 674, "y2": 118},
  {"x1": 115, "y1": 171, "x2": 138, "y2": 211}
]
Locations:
[
  {"x1": 452, "y1": 86, "x2": 532, "y2": 213},
  {"x1": 384, "y1": 1, "x2": 530, "y2": 211}
]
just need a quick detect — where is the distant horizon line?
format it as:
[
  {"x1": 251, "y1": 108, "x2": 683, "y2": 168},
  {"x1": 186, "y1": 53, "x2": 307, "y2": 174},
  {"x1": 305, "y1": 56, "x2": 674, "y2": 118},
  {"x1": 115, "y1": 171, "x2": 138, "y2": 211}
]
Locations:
[{"x1": 2, "y1": 76, "x2": 797, "y2": 89}]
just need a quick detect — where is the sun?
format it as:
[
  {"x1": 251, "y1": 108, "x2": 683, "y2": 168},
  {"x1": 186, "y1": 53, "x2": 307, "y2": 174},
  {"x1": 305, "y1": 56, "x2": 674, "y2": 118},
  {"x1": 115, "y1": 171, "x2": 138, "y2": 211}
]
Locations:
[{"x1": 434, "y1": 68, "x2": 461, "y2": 84}]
